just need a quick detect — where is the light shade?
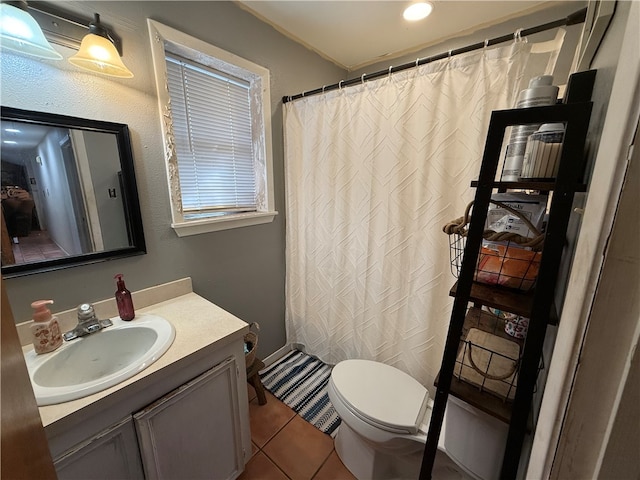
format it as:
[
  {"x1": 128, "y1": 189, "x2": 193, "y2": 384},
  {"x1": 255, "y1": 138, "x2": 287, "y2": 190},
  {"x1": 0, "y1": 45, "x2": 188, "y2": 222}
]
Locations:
[
  {"x1": 403, "y1": 1, "x2": 434, "y2": 22},
  {"x1": 69, "y1": 33, "x2": 133, "y2": 78},
  {"x1": 0, "y1": 2, "x2": 62, "y2": 60}
]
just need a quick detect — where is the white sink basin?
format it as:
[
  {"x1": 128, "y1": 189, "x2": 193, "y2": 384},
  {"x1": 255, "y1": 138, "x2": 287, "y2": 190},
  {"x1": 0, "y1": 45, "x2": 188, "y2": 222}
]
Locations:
[{"x1": 24, "y1": 314, "x2": 175, "y2": 406}]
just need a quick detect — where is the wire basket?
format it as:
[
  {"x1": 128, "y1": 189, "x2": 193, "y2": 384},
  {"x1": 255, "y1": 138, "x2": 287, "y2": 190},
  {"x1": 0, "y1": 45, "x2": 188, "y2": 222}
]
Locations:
[
  {"x1": 454, "y1": 307, "x2": 543, "y2": 402},
  {"x1": 244, "y1": 322, "x2": 260, "y2": 368},
  {"x1": 444, "y1": 201, "x2": 544, "y2": 292},
  {"x1": 456, "y1": 328, "x2": 520, "y2": 400}
]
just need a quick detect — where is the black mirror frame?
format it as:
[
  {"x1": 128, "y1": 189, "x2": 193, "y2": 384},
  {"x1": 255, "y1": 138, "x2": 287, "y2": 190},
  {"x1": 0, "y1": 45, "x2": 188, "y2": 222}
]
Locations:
[{"x1": 1, "y1": 106, "x2": 146, "y2": 278}]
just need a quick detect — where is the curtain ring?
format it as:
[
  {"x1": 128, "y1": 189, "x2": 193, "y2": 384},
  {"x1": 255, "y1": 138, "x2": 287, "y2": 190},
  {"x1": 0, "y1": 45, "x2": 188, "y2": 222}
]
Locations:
[
  {"x1": 287, "y1": 96, "x2": 292, "y2": 102},
  {"x1": 388, "y1": 66, "x2": 393, "y2": 78},
  {"x1": 338, "y1": 80, "x2": 344, "y2": 89},
  {"x1": 322, "y1": 85, "x2": 327, "y2": 93},
  {"x1": 301, "y1": 91, "x2": 305, "y2": 97},
  {"x1": 448, "y1": 49, "x2": 452, "y2": 58},
  {"x1": 484, "y1": 39, "x2": 489, "y2": 48},
  {"x1": 415, "y1": 58, "x2": 420, "y2": 67},
  {"x1": 514, "y1": 28, "x2": 523, "y2": 42},
  {"x1": 361, "y1": 73, "x2": 366, "y2": 84}
]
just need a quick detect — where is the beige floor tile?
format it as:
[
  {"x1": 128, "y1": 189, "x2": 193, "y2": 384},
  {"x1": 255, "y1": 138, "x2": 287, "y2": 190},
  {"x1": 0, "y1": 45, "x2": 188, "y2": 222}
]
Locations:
[
  {"x1": 238, "y1": 451, "x2": 290, "y2": 480},
  {"x1": 312, "y1": 450, "x2": 356, "y2": 480},
  {"x1": 249, "y1": 391, "x2": 296, "y2": 448},
  {"x1": 263, "y1": 415, "x2": 334, "y2": 480}
]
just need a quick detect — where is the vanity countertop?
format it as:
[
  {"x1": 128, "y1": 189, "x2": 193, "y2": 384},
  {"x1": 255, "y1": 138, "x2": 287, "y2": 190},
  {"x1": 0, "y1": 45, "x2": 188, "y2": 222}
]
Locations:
[{"x1": 18, "y1": 278, "x2": 249, "y2": 428}]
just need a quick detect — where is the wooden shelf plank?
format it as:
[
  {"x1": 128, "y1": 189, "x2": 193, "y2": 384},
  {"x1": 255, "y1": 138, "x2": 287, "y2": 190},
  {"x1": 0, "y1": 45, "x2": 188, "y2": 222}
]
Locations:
[
  {"x1": 470, "y1": 180, "x2": 587, "y2": 192},
  {"x1": 449, "y1": 281, "x2": 558, "y2": 325},
  {"x1": 450, "y1": 281, "x2": 534, "y2": 317},
  {"x1": 435, "y1": 372, "x2": 512, "y2": 424}
]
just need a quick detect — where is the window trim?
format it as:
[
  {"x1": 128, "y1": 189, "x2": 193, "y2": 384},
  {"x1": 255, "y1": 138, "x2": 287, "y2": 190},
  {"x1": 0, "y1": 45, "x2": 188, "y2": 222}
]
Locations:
[{"x1": 147, "y1": 19, "x2": 277, "y2": 237}]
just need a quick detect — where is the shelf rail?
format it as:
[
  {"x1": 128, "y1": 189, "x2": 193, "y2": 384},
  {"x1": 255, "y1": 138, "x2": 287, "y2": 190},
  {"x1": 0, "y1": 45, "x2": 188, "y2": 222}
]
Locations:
[{"x1": 420, "y1": 70, "x2": 595, "y2": 479}]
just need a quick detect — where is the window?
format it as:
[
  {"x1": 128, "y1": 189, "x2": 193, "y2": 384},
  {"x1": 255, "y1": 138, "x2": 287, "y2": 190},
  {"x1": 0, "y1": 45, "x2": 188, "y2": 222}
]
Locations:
[
  {"x1": 166, "y1": 55, "x2": 256, "y2": 216},
  {"x1": 148, "y1": 20, "x2": 277, "y2": 236}
]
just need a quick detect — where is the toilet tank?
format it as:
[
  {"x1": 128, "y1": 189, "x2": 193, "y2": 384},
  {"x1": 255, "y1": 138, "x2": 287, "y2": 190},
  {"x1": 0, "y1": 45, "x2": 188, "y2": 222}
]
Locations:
[{"x1": 443, "y1": 396, "x2": 509, "y2": 480}]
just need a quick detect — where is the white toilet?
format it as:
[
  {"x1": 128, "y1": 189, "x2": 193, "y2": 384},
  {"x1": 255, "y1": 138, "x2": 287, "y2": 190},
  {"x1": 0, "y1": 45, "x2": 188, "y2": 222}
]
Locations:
[{"x1": 328, "y1": 359, "x2": 508, "y2": 480}]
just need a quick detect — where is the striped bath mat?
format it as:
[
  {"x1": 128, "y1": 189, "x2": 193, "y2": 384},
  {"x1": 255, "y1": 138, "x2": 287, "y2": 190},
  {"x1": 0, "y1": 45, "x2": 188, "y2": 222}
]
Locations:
[{"x1": 260, "y1": 350, "x2": 341, "y2": 436}]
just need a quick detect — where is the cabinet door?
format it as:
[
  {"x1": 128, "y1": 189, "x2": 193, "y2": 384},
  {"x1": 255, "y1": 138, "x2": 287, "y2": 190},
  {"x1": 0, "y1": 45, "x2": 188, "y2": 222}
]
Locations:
[
  {"x1": 134, "y1": 357, "x2": 244, "y2": 480},
  {"x1": 54, "y1": 417, "x2": 144, "y2": 480}
]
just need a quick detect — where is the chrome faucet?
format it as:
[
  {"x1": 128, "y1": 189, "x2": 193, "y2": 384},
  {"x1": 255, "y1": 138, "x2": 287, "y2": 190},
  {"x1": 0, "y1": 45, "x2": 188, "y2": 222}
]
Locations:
[{"x1": 63, "y1": 303, "x2": 113, "y2": 341}]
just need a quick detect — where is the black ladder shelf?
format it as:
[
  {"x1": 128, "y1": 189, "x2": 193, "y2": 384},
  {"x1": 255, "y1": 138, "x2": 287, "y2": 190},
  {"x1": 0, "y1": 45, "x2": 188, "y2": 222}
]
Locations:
[{"x1": 420, "y1": 70, "x2": 595, "y2": 479}]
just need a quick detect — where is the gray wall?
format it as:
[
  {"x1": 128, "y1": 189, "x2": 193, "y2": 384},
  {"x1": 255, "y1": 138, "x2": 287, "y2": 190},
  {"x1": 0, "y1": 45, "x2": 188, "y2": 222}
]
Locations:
[
  {"x1": 37, "y1": 129, "x2": 82, "y2": 255},
  {"x1": 83, "y1": 131, "x2": 129, "y2": 251},
  {"x1": 1, "y1": 1, "x2": 345, "y2": 358}
]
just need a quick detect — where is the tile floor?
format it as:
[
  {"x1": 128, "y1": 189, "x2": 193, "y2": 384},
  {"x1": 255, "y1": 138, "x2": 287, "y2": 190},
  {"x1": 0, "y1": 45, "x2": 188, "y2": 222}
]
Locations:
[
  {"x1": 11, "y1": 230, "x2": 66, "y2": 264},
  {"x1": 240, "y1": 384, "x2": 356, "y2": 480}
]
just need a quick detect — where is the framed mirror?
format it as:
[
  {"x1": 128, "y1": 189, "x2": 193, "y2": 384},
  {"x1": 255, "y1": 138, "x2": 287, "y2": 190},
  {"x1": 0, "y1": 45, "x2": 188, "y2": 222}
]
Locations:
[{"x1": 1, "y1": 107, "x2": 145, "y2": 278}]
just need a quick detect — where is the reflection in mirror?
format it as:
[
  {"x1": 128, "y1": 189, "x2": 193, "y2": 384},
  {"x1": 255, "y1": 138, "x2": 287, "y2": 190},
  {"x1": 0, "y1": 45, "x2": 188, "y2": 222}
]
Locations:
[{"x1": 1, "y1": 107, "x2": 145, "y2": 277}]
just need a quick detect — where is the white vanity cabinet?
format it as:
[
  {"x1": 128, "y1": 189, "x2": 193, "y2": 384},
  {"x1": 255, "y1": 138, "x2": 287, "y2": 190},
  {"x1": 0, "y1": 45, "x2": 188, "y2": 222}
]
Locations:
[
  {"x1": 134, "y1": 357, "x2": 244, "y2": 479},
  {"x1": 53, "y1": 356, "x2": 245, "y2": 480},
  {"x1": 54, "y1": 417, "x2": 144, "y2": 480},
  {"x1": 37, "y1": 281, "x2": 252, "y2": 480}
]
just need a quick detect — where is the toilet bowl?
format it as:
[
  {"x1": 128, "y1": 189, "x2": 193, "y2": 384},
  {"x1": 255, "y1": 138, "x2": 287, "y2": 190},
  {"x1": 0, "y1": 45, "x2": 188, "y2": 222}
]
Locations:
[{"x1": 328, "y1": 359, "x2": 507, "y2": 480}]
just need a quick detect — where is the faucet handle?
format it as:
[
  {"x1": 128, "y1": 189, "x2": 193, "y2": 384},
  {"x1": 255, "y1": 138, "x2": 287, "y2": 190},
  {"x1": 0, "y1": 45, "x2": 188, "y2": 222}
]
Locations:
[{"x1": 77, "y1": 303, "x2": 97, "y2": 322}]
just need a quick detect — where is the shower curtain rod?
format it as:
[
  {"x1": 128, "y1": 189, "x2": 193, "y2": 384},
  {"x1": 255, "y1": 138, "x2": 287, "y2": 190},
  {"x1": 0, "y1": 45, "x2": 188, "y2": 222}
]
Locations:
[{"x1": 282, "y1": 7, "x2": 586, "y2": 104}]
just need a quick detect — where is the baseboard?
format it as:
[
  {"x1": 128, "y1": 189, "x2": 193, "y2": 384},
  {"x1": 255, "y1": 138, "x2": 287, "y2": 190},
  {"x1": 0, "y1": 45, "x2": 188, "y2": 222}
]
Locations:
[{"x1": 262, "y1": 342, "x2": 306, "y2": 368}]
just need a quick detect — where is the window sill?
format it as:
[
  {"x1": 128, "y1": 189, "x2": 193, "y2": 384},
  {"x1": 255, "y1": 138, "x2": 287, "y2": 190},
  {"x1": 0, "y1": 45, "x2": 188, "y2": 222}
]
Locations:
[{"x1": 171, "y1": 211, "x2": 278, "y2": 237}]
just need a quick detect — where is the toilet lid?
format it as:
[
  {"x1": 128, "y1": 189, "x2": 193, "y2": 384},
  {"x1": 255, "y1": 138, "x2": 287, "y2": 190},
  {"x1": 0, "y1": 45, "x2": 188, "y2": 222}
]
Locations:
[{"x1": 331, "y1": 359, "x2": 429, "y2": 434}]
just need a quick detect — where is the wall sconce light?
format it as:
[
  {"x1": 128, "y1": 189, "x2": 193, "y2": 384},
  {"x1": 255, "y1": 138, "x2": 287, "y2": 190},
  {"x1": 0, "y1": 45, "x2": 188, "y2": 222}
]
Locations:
[
  {"x1": 69, "y1": 13, "x2": 133, "y2": 78},
  {"x1": 0, "y1": 1, "x2": 62, "y2": 60},
  {"x1": 1, "y1": 2, "x2": 133, "y2": 78}
]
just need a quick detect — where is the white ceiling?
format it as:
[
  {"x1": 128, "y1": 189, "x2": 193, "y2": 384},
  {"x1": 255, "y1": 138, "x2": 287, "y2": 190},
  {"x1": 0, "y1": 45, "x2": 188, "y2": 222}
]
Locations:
[
  {"x1": 237, "y1": 1, "x2": 556, "y2": 70},
  {"x1": 1, "y1": 121, "x2": 52, "y2": 165}
]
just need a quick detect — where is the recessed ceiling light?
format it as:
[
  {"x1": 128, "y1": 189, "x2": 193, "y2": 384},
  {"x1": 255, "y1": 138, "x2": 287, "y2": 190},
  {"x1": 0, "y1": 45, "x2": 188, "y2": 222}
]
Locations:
[
  {"x1": 3, "y1": 140, "x2": 18, "y2": 144},
  {"x1": 403, "y1": 1, "x2": 434, "y2": 22},
  {"x1": 5, "y1": 128, "x2": 20, "y2": 133}
]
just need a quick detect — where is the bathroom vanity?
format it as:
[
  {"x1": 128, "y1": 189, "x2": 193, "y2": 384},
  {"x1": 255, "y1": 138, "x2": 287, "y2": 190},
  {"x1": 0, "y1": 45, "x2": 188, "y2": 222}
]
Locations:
[{"x1": 17, "y1": 278, "x2": 252, "y2": 480}]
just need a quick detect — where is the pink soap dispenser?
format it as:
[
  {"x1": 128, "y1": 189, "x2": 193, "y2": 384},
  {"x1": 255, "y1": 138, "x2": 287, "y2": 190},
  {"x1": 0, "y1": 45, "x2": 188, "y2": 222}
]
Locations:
[
  {"x1": 114, "y1": 274, "x2": 135, "y2": 321},
  {"x1": 30, "y1": 300, "x2": 63, "y2": 354}
]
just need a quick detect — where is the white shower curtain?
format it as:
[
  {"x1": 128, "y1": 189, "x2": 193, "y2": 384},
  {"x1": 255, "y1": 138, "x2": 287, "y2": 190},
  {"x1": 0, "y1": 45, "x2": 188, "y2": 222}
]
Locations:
[{"x1": 283, "y1": 35, "x2": 564, "y2": 389}]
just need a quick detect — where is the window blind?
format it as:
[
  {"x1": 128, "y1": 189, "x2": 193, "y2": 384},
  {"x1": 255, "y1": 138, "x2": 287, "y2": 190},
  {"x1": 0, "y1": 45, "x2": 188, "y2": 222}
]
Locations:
[{"x1": 166, "y1": 54, "x2": 256, "y2": 214}]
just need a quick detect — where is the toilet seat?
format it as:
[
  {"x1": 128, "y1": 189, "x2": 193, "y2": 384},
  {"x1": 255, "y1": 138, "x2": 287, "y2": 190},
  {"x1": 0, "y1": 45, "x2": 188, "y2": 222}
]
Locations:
[{"x1": 331, "y1": 359, "x2": 429, "y2": 434}]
